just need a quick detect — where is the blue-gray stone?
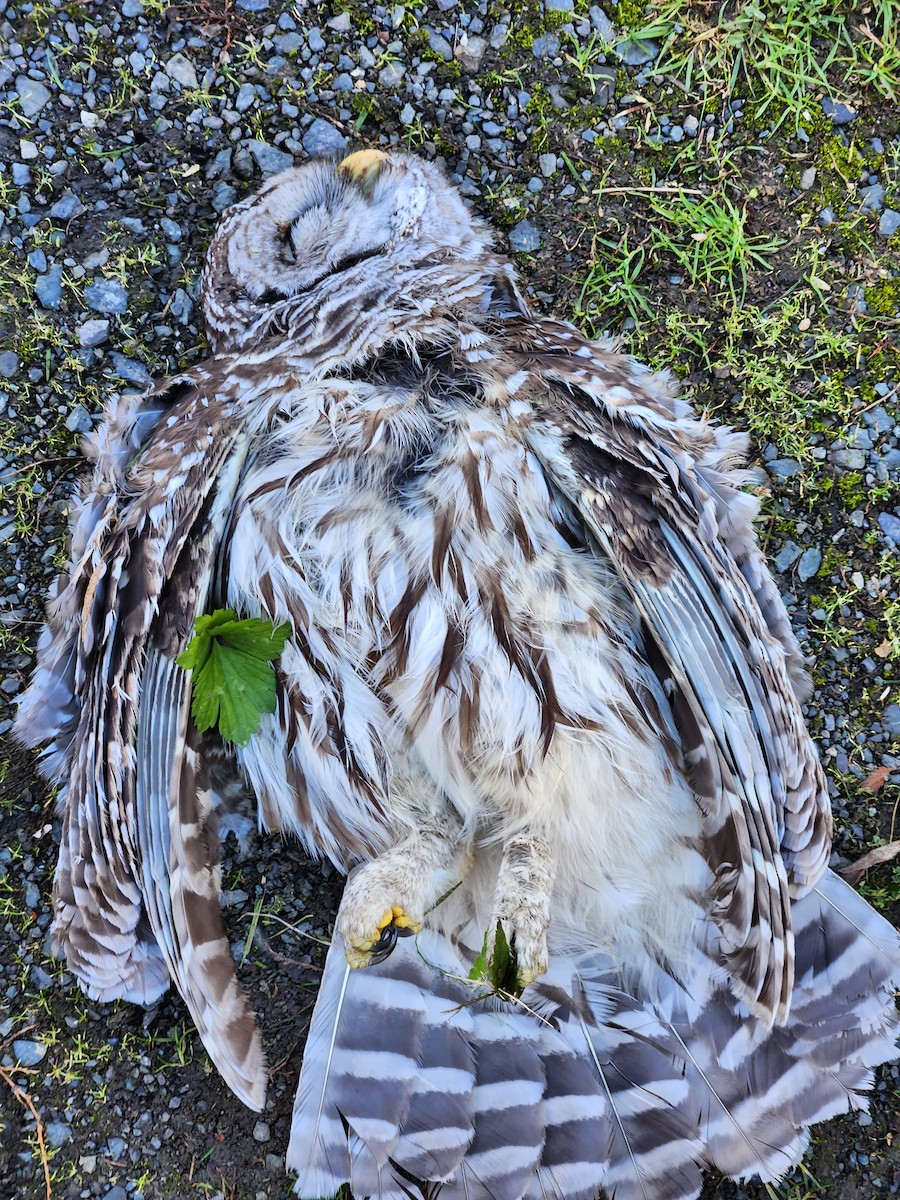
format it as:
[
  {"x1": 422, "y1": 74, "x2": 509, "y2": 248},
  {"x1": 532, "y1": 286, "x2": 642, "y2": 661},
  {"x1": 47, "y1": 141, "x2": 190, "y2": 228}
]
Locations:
[
  {"x1": 333, "y1": 73, "x2": 354, "y2": 91},
  {"x1": 248, "y1": 140, "x2": 294, "y2": 177},
  {"x1": 879, "y1": 512, "x2": 900, "y2": 543},
  {"x1": 870, "y1": 405, "x2": 893, "y2": 434},
  {"x1": 797, "y1": 547, "x2": 822, "y2": 581},
  {"x1": 427, "y1": 30, "x2": 453, "y2": 60},
  {"x1": 30, "y1": 965, "x2": 54, "y2": 990},
  {"x1": 774, "y1": 541, "x2": 802, "y2": 572},
  {"x1": 589, "y1": 5, "x2": 616, "y2": 41},
  {"x1": 13, "y1": 1039, "x2": 47, "y2": 1066},
  {"x1": 455, "y1": 34, "x2": 487, "y2": 72},
  {"x1": 104, "y1": 1137, "x2": 127, "y2": 1160},
  {"x1": 302, "y1": 118, "x2": 348, "y2": 158},
  {"x1": 236, "y1": 0, "x2": 268, "y2": 9},
  {"x1": 77, "y1": 319, "x2": 110, "y2": 347},
  {"x1": 235, "y1": 83, "x2": 257, "y2": 111},
  {"x1": 122, "y1": 0, "x2": 144, "y2": 13},
  {"x1": 817, "y1": 205, "x2": 836, "y2": 226},
  {"x1": 860, "y1": 183, "x2": 885, "y2": 212},
  {"x1": 531, "y1": 32, "x2": 560, "y2": 58},
  {"x1": 307, "y1": 27, "x2": 326, "y2": 51},
  {"x1": 482, "y1": 120, "x2": 504, "y2": 136},
  {"x1": 378, "y1": 62, "x2": 406, "y2": 87},
  {"x1": 821, "y1": 98, "x2": 857, "y2": 125},
  {"x1": 668, "y1": 124, "x2": 684, "y2": 142},
  {"x1": 49, "y1": 192, "x2": 85, "y2": 220},
  {"x1": 880, "y1": 209, "x2": 900, "y2": 237},
  {"x1": 12, "y1": 163, "x2": 31, "y2": 186},
  {"x1": 16, "y1": 76, "x2": 52, "y2": 118},
  {"x1": 109, "y1": 353, "x2": 152, "y2": 387},
  {"x1": 85, "y1": 277, "x2": 128, "y2": 315},
  {"x1": 28, "y1": 248, "x2": 47, "y2": 272},
  {"x1": 24, "y1": 880, "x2": 40, "y2": 909},
  {"x1": 768, "y1": 457, "x2": 803, "y2": 480},
  {"x1": 211, "y1": 181, "x2": 238, "y2": 212},
  {"x1": 547, "y1": 0, "x2": 574, "y2": 9},
  {"x1": 103, "y1": 1187, "x2": 127, "y2": 1200},
  {"x1": 160, "y1": 217, "x2": 181, "y2": 242},
  {"x1": 615, "y1": 37, "x2": 659, "y2": 66},
  {"x1": 35, "y1": 263, "x2": 63, "y2": 309},
  {"x1": 46, "y1": 1122, "x2": 72, "y2": 1148},
  {"x1": 165, "y1": 53, "x2": 199, "y2": 89},
  {"x1": 883, "y1": 702, "x2": 900, "y2": 738},
  {"x1": 880, "y1": 449, "x2": 900, "y2": 476},
  {"x1": 65, "y1": 404, "x2": 93, "y2": 433},
  {"x1": 0, "y1": 351, "x2": 20, "y2": 378},
  {"x1": 169, "y1": 288, "x2": 193, "y2": 323},
  {"x1": 399, "y1": 103, "x2": 416, "y2": 124},
  {"x1": 830, "y1": 447, "x2": 865, "y2": 470},
  {"x1": 508, "y1": 219, "x2": 542, "y2": 253}
]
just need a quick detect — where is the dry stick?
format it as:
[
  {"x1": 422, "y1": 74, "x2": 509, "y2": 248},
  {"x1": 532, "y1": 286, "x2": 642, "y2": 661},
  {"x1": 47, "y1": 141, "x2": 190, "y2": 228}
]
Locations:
[{"x1": 0, "y1": 1063, "x2": 52, "y2": 1200}]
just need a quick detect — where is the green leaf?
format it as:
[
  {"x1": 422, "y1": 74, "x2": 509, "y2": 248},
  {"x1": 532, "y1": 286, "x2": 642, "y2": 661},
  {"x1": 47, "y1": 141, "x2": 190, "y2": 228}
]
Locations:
[
  {"x1": 467, "y1": 920, "x2": 520, "y2": 995},
  {"x1": 176, "y1": 608, "x2": 291, "y2": 746}
]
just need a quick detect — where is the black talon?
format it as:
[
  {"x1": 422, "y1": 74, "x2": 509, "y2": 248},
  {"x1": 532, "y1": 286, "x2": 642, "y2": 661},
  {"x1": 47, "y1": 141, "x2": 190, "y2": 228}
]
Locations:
[{"x1": 369, "y1": 921, "x2": 416, "y2": 965}]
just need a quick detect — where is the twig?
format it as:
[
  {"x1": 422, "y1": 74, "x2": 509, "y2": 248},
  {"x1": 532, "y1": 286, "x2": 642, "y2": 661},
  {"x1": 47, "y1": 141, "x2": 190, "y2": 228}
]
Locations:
[{"x1": 0, "y1": 1064, "x2": 52, "y2": 1199}]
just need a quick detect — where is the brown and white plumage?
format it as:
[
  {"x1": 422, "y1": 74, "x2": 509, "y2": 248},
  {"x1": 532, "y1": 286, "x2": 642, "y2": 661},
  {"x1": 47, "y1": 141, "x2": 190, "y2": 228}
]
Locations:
[{"x1": 16, "y1": 150, "x2": 900, "y2": 1197}]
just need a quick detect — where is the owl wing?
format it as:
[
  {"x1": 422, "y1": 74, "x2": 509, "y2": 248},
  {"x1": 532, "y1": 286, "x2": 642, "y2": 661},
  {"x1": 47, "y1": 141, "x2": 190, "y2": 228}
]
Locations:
[
  {"x1": 507, "y1": 317, "x2": 831, "y2": 1023},
  {"x1": 17, "y1": 369, "x2": 266, "y2": 1107}
]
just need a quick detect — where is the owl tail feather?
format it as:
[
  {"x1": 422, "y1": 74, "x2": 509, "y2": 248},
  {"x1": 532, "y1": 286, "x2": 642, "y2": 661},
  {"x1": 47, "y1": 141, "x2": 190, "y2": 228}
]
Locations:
[{"x1": 288, "y1": 869, "x2": 900, "y2": 1200}]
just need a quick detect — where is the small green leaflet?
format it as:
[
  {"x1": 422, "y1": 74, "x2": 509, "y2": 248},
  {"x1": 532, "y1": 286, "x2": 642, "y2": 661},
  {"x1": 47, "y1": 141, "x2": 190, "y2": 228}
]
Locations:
[
  {"x1": 468, "y1": 920, "x2": 521, "y2": 996},
  {"x1": 176, "y1": 609, "x2": 291, "y2": 747}
]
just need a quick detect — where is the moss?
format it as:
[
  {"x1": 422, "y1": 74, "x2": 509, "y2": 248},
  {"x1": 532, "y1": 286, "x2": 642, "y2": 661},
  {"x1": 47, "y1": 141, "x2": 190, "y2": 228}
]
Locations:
[
  {"x1": 836, "y1": 472, "x2": 866, "y2": 510},
  {"x1": 867, "y1": 279, "x2": 900, "y2": 317},
  {"x1": 614, "y1": 0, "x2": 647, "y2": 28}
]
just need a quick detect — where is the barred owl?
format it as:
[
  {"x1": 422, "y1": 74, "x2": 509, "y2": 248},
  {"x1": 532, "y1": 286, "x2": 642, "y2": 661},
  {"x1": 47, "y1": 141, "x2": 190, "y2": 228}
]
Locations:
[{"x1": 17, "y1": 150, "x2": 900, "y2": 1200}]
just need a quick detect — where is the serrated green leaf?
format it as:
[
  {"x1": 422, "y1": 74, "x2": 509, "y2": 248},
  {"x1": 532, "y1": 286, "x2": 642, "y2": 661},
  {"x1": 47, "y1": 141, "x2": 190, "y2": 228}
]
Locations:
[{"x1": 176, "y1": 608, "x2": 291, "y2": 746}]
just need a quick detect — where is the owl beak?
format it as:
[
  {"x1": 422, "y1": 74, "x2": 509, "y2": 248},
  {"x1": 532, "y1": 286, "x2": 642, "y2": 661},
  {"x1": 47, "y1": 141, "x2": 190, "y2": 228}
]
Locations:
[{"x1": 338, "y1": 149, "x2": 387, "y2": 193}]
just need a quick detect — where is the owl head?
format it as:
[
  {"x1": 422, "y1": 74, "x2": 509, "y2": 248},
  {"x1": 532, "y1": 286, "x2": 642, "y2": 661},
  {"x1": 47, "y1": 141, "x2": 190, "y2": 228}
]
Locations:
[{"x1": 201, "y1": 150, "x2": 525, "y2": 356}]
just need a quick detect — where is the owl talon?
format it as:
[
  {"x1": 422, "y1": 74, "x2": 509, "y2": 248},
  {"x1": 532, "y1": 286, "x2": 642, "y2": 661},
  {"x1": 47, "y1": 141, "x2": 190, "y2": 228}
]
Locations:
[{"x1": 344, "y1": 906, "x2": 421, "y2": 969}]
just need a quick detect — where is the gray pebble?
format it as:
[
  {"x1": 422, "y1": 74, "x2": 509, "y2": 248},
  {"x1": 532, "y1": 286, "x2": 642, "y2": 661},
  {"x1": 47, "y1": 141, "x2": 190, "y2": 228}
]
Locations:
[
  {"x1": 236, "y1": 0, "x2": 268, "y2": 9},
  {"x1": 871, "y1": 406, "x2": 893, "y2": 434},
  {"x1": 878, "y1": 512, "x2": 900, "y2": 544},
  {"x1": 589, "y1": 5, "x2": 616, "y2": 40},
  {"x1": 830, "y1": 448, "x2": 865, "y2": 470},
  {"x1": 20, "y1": 139, "x2": 39, "y2": 160},
  {"x1": 122, "y1": 0, "x2": 144, "y2": 13},
  {"x1": 327, "y1": 11, "x2": 352, "y2": 31},
  {"x1": 12, "y1": 163, "x2": 31, "y2": 186},
  {"x1": 30, "y1": 965, "x2": 55, "y2": 990},
  {"x1": 539, "y1": 153, "x2": 557, "y2": 177},
  {"x1": 0, "y1": 351, "x2": 20, "y2": 378},
  {"x1": 683, "y1": 114, "x2": 699, "y2": 137},
  {"x1": 28, "y1": 248, "x2": 47, "y2": 272},
  {"x1": 774, "y1": 541, "x2": 802, "y2": 572},
  {"x1": 248, "y1": 140, "x2": 294, "y2": 177},
  {"x1": 85, "y1": 277, "x2": 128, "y2": 315},
  {"x1": 212, "y1": 181, "x2": 238, "y2": 212},
  {"x1": 379, "y1": 62, "x2": 406, "y2": 88},
  {"x1": 24, "y1": 880, "x2": 40, "y2": 909},
  {"x1": 65, "y1": 404, "x2": 93, "y2": 434},
  {"x1": 302, "y1": 118, "x2": 348, "y2": 158},
  {"x1": 883, "y1": 702, "x2": 900, "y2": 738},
  {"x1": 821, "y1": 98, "x2": 857, "y2": 125},
  {"x1": 800, "y1": 167, "x2": 816, "y2": 190},
  {"x1": 165, "y1": 53, "x2": 199, "y2": 89},
  {"x1": 13, "y1": 1039, "x2": 47, "y2": 1066},
  {"x1": 15, "y1": 75, "x2": 52, "y2": 118},
  {"x1": 797, "y1": 547, "x2": 821, "y2": 581},
  {"x1": 768, "y1": 458, "x2": 803, "y2": 480},
  {"x1": 817, "y1": 205, "x2": 836, "y2": 226},
  {"x1": 426, "y1": 31, "x2": 453, "y2": 61},
  {"x1": 860, "y1": 183, "x2": 885, "y2": 213},
  {"x1": 531, "y1": 32, "x2": 560, "y2": 58},
  {"x1": 253, "y1": 1121, "x2": 271, "y2": 1142},
  {"x1": 879, "y1": 209, "x2": 900, "y2": 237},
  {"x1": 858, "y1": 1112, "x2": 874, "y2": 1127},
  {"x1": 103, "y1": 1187, "x2": 127, "y2": 1200},
  {"x1": 527, "y1": 177, "x2": 543, "y2": 193},
  {"x1": 109, "y1": 353, "x2": 153, "y2": 387},
  {"x1": 668, "y1": 125, "x2": 684, "y2": 143},
  {"x1": 35, "y1": 263, "x2": 63, "y2": 309},
  {"x1": 307, "y1": 27, "x2": 326, "y2": 51},
  {"x1": 333, "y1": 73, "x2": 354, "y2": 92},
  {"x1": 615, "y1": 37, "x2": 659, "y2": 66},
  {"x1": 508, "y1": 219, "x2": 542, "y2": 253},
  {"x1": 46, "y1": 1121, "x2": 72, "y2": 1148},
  {"x1": 399, "y1": 103, "x2": 416, "y2": 125},
  {"x1": 235, "y1": 83, "x2": 257, "y2": 112},
  {"x1": 50, "y1": 192, "x2": 86, "y2": 220},
  {"x1": 591, "y1": 66, "x2": 617, "y2": 108},
  {"x1": 455, "y1": 35, "x2": 487, "y2": 73}
]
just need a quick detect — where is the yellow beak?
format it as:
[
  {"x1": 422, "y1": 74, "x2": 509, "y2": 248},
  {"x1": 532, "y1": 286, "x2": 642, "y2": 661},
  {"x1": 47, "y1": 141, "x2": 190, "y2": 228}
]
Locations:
[{"x1": 338, "y1": 149, "x2": 388, "y2": 191}]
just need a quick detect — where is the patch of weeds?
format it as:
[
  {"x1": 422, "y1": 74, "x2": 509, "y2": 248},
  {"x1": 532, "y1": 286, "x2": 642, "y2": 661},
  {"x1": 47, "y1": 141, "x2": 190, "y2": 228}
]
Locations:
[
  {"x1": 639, "y1": 0, "x2": 899, "y2": 131},
  {"x1": 645, "y1": 190, "x2": 781, "y2": 302},
  {"x1": 573, "y1": 232, "x2": 654, "y2": 325}
]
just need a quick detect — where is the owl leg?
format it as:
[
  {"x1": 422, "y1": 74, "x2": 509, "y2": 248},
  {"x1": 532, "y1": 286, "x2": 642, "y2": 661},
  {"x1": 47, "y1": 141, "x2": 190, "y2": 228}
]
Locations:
[
  {"x1": 487, "y1": 833, "x2": 554, "y2": 990},
  {"x1": 337, "y1": 810, "x2": 465, "y2": 969}
]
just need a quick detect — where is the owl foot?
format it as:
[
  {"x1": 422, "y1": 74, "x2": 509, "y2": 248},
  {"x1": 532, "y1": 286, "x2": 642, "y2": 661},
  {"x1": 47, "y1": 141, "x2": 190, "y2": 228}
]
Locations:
[
  {"x1": 344, "y1": 906, "x2": 420, "y2": 969},
  {"x1": 487, "y1": 833, "x2": 554, "y2": 991},
  {"x1": 336, "y1": 813, "x2": 464, "y2": 970}
]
